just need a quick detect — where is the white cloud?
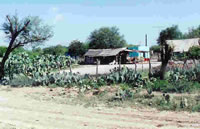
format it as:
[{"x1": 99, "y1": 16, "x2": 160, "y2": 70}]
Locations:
[
  {"x1": 48, "y1": 7, "x2": 64, "y2": 24},
  {"x1": 54, "y1": 14, "x2": 64, "y2": 24},
  {"x1": 50, "y1": 7, "x2": 59, "y2": 13}
]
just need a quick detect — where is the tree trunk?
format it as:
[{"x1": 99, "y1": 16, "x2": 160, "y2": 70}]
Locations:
[
  {"x1": 0, "y1": 45, "x2": 13, "y2": 79},
  {"x1": 160, "y1": 62, "x2": 168, "y2": 80},
  {"x1": 0, "y1": 24, "x2": 27, "y2": 80},
  {"x1": 0, "y1": 64, "x2": 5, "y2": 79}
]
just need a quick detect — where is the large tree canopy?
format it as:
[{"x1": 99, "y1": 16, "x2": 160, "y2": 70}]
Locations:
[
  {"x1": 68, "y1": 40, "x2": 87, "y2": 57},
  {"x1": 88, "y1": 27, "x2": 127, "y2": 49},
  {"x1": 157, "y1": 25, "x2": 183, "y2": 45},
  {"x1": 0, "y1": 14, "x2": 53, "y2": 79}
]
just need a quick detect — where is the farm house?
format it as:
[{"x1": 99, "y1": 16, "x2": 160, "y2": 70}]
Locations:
[
  {"x1": 84, "y1": 48, "x2": 130, "y2": 64},
  {"x1": 128, "y1": 45, "x2": 150, "y2": 61}
]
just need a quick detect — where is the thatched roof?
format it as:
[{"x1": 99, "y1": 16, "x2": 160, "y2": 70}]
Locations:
[
  {"x1": 84, "y1": 48, "x2": 128, "y2": 57},
  {"x1": 167, "y1": 38, "x2": 200, "y2": 52}
]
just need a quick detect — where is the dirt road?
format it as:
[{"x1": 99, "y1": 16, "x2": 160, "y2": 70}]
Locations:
[
  {"x1": 64, "y1": 62, "x2": 161, "y2": 75},
  {"x1": 0, "y1": 87, "x2": 199, "y2": 129}
]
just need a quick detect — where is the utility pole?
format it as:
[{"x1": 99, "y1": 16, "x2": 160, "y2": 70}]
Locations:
[{"x1": 145, "y1": 34, "x2": 148, "y2": 46}]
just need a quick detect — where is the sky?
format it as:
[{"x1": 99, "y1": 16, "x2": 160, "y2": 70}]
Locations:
[{"x1": 0, "y1": 0, "x2": 200, "y2": 48}]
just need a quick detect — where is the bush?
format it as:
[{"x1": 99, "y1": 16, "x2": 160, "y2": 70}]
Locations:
[
  {"x1": 9, "y1": 74, "x2": 33, "y2": 87},
  {"x1": 112, "y1": 85, "x2": 134, "y2": 101},
  {"x1": 148, "y1": 65, "x2": 200, "y2": 93},
  {"x1": 106, "y1": 67, "x2": 144, "y2": 87},
  {"x1": 192, "y1": 104, "x2": 200, "y2": 112},
  {"x1": 149, "y1": 78, "x2": 200, "y2": 93},
  {"x1": 32, "y1": 72, "x2": 82, "y2": 87},
  {"x1": 152, "y1": 80, "x2": 170, "y2": 91},
  {"x1": 3, "y1": 52, "x2": 76, "y2": 79}
]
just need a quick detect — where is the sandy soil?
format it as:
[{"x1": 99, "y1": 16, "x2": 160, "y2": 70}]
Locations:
[
  {"x1": 0, "y1": 86, "x2": 199, "y2": 129},
  {"x1": 63, "y1": 62, "x2": 161, "y2": 75}
]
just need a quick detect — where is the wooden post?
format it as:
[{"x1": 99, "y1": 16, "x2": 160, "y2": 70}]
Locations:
[
  {"x1": 135, "y1": 58, "x2": 137, "y2": 73},
  {"x1": 149, "y1": 58, "x2": 152, "y2": 78},
  {"x1": 96, "y1": 59, "x2": 99, "y2": 77},
  {"x1": 142, "y1": 59, "x2": 144, "y2": 72},
  {"x1": 119, "y1": 56, "x2": 121, "y2": 71},
  {"x1": 69, "y1": 60, "x2": 72, "y2": 73}
]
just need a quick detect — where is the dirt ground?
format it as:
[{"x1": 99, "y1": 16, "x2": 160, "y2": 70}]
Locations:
[{"x1": 0, "y1": 86, "x2": 199, "y2": 129}]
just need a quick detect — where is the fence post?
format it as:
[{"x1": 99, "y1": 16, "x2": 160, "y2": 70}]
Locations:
[
  {"x1": 135, "y1": 58, "x2": 137, "y2": 73},
  {"x1": 69, "y1": 60, "x2": 72, "y2": 73},
  {"x1": 119, "y1": 56, "x2": 121, "y2": 71},
  {"x1": 96, "y1": 59, "x2": 99, "y2": 77},
  {"x1": 142, "y1": 59, "x2": 144, "y2": 72},
  {"x1": 149, "y1": 58, "x2": 152, "y2": 78}
]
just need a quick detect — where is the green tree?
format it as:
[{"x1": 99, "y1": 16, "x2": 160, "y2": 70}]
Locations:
[
  {"x1": 88, "y1": 26, "x2": 127, "y2": 49},
  {"x1": 12, "y1": 47, "x2": 26, "y2": 54},
  {"x1": 184, "y1": 25, "x2": 200, "y2": 39},
  {"x1": 150, "y1": 45, "x2": 161, "y2": 53},
  {"x1": 32, "y1": 47, "x2": 43, "y2": 54},
  {"x1": 0, "y1": 46, "x2": 7, "y2": 57},
  {"x1": 157, "y1": 25, "x2": 183, "y2": 80},
  {"x1": 68, "y1": 40, "x2": 87, "y2": 57},
  {"x1": 188, "y1": 46, "x2": 200, "y2": 66},
  {"x1": 43, "y1": 45, "x2": 68, "y2": 55},
  {"x1": 0, "y1": 14, "x2": 53, "y2": 79},
  {"x1": 28, "y1": 47, "x2": 43, "y2": 58},
  {"x1": 43, "y1": 47, "x2": 52, "y2": 55}
]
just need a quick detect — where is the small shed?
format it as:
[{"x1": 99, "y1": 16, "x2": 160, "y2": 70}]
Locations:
[{"x1": 84, "y1": 48, "x2": 129, "y2": 64}]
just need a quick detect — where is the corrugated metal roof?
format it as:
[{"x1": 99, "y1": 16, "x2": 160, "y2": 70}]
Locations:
[
  {"x1": 84, "y1": 49, "x2": 102, "y2": 57},
  {"x1": 167, "y1": 38, "x2": 200, "y2": 52},
  {"x1": 84, "y1": 48, "x2": 150, "y2": 57},
  {"x1": 84, "y1": 48, "x2": 127, "y2": 57}
]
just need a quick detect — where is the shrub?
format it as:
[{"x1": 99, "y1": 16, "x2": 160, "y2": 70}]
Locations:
[
  {"x1": 3, "y1": 52, "x2": 76, "y2": 79},
  {"x1": 192, "y1": 104, "x2": 200, "y2": 112},
  {"x1": 9, "y1": 74, "x2": 33, "y2": 87},
  {"x1": 148, "y1": 65, "x2": 200, "y2": 93},
  {"x1": 113, "y1": 87, "x2": 134, "y2": 101},
  {"x1": 149, "y1": 79, "x2": 200, "y2": 93},
  {"x1": 32, "y1": 72, "x2": 82, "y2": 87},
  {"x1": 106, "y1": 67, "x2": 144, "y2": 87}
]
